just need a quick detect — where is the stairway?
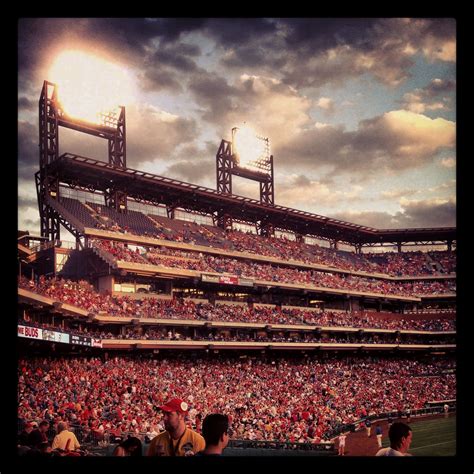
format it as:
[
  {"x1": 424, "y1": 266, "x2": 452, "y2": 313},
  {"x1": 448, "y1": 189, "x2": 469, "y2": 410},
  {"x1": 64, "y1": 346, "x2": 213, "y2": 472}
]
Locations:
[
  {"x1": 90, "y1": 244, "x2": 118, "y2": 269},
  {"x1": 425, "y1": 253, "x2": 443, "y2": 273}
]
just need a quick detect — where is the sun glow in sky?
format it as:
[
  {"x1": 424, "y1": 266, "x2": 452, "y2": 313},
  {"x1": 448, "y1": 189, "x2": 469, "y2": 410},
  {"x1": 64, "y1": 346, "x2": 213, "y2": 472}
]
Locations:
[{"x1": 48, "y1": 50, "x2": 136, "y2": 125}]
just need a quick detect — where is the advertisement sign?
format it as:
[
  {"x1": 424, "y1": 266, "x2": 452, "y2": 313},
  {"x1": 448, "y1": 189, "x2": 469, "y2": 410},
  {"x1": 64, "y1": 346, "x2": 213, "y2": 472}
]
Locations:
[
  {"x1": 219, "y1": 276, "x2": 239, "y2": 285},
  {"x1": 201, "y1": 274, "x2": 220, "y2": 283},
  {"x1": 202, "y1": 274, "x2": 252, "y2": 286},
  {"x1": 18, "y1": 325, "x2": 70, "y2": 344},
  {"x1": 92, "y1": 338, "x2": 102, "y2": 348},
  {"x1": 18, "y1": 325, "x2": 42, "y2": 340},
  {"x1": 42, "y1": 329, "x2": 70, "y2": 344},
  {"x1": 238, "y1": 278, "x2": 254, "y2": 287}
]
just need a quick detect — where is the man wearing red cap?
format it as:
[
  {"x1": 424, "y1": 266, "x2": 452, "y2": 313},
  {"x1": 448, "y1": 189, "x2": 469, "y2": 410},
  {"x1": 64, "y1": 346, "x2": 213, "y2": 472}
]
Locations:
[{"x1": 147, "y1": 398, "x2": 205, "y2": 456}]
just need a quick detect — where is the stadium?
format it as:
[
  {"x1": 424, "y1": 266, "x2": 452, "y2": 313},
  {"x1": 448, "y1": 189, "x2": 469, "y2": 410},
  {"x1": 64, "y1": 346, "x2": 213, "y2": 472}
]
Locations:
[
  {"x1": 17, "y1": 19, "x2": 458, "y2": 461},
  {"x1": 17, "y1": 78, "x2": 457, "y2": 458}
]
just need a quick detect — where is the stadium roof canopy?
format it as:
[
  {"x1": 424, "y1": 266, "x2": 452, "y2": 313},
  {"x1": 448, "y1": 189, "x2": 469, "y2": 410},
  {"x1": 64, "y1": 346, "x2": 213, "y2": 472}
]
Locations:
[{"x1": 46, "y1": 153, "x2": 456, "y2": 247}]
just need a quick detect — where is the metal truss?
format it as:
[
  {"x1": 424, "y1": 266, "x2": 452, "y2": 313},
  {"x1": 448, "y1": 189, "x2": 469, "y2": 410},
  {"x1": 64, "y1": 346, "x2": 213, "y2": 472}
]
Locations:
[
  {"x1": 216, "y1": 135, "x2": 275, "y2": 233},
  {"x1": 38, "y1": 80, "x2": 129, "y2": 241}
]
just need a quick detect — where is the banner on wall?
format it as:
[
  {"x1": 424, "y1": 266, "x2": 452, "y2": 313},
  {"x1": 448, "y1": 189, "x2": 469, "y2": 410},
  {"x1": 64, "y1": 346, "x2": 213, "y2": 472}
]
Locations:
[
  {"x1": 18, "y1": 325, "x2": 70, "y2": 344},
  {"x1": 18, "y1": 325, "x2": 42, "y2": 340}
]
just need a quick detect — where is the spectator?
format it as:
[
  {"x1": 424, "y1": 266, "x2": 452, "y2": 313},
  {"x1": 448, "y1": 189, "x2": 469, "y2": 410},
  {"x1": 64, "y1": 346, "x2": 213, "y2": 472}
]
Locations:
[
  {"x1": 375, "y1": 424, "x2": 383, "y2": 448},
  {"x1": 338, "y1": 432, "x2": 347, "y2": 456},
  {"x1": 365, "y1": 418, "x2": 372, "y2": 437},
  {"x1": 375, "y1": 422, "x2": 412, "y2": 456},
  {"x1": 147, "y1": 398, "x2": 205, "y2": 456},
  {"x1": 113, "y1": 436, "x2": 143, "y2": 456},
  {"x1": 387, "y1": 415, "x2": 394, "y2": 429},
  {"x1": 28, "y1": 420, "x2": 50, "y2": 449},
  {"x1": 18, "y1": 422, "x2": 34, "y2": 446},
  {"x1": 197, "y1": 414, "x2": 231, "y2": 456},
  {"x1": 52, "y1": 421, "x2": 81, "y2": 452}
]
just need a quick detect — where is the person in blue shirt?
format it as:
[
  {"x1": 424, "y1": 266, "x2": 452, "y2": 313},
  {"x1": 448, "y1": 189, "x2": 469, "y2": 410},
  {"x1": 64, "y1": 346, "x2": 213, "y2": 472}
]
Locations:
[
  {"x1": 365, "y1": 419, "x2": 372, "y2": 437},
  {"x1": 375, "y1": 424, "x2": 383, "y2": 448}
]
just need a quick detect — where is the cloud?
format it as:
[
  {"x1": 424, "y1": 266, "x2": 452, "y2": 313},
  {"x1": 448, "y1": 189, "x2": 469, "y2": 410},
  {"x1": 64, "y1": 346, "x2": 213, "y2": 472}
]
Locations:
[
  {"x1": 275, "y1": 175, "x2": 364, "y2": 210},
  {"x1": 165, "y1": 158, "x2": 215, "y2": 184},
  {"x1": 22, "y1": 218, "x2": 40, "y2": 230},
  {"x1": 126, "y1": 104, "x2": 199, "y2": 166},
  {"x1": 18, "y1": 196, "x2": 38, "y2": 209},
  {"x1": 400, "y1": 78, "x2": 455, "y2": 113},
  {"x1": 19, "y1": 18, "x2": 456, "y2": 100},
  {"x1": 440, "y1": 157, "x2": 456, "y2": 168},
  {"x1": 205, "y1": 18, "x2": 279, "y2": 47},
  {"x1": 327, "y1": 210, "x2": 401, "y2": 229},
  {"x1": 397, "y1": 197, "x2": 456, "y2": 227},
  {"x1": 18, "y1": 121, "x2": 39, "y2": 182},
  {"x1": 331, "y1": 197, "x2": 455, "y2": 229},
  {"x1": 18, "y1": 18, "x2": 203, "y2": 71},
  {"x1": 316, "y1": 97, "x2": 335, "y2": 114},
  {"x1": 139, "y1": 68, "x2": 184, "y2": 93},
  {"x1": 355, "y1": 110, "x2": 455, "y2": 162},
  {"x1": 151, "y1": 43, "x2": 201, "y2": 72},
  {"x1": 139, "y1": 42, "x2": 202, "y2": 93},
  {"x1": 217, "y1": 18, "x2": 455, "y2": 89},
  {"x1": 18, "y1": 96, "x2": 35, "y2": 113},
  {"x1": 16, "y1": 18, "x2": 212, "y2": 105},
  {"x1": 276, "y1": 109, "x2": 455, "y2": 177},
  {"x1": 426, "y1": 179, "x2": 456, "y2": 194},
  {"x1": 188, "y1": 72, "x2": 312, "y2": 149},
  {"x1": 380, "y1": 189, "x2": 419, "y2": 200},
  {"x1": 187, "y1": 70, "x2": 237, "y2": 126}
]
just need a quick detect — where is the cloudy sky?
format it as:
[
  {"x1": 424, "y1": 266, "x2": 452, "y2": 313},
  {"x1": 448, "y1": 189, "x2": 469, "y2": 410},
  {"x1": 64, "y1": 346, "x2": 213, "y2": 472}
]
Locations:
[{"x1": 18, "y1": 18, "x2": 456, "y2": 235}]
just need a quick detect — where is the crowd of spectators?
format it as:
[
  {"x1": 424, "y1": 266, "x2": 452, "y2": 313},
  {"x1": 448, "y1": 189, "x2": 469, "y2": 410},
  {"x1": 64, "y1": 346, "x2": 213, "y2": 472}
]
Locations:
[
  {"x1": 365, "y1": 252, "x2": 433, "y2": 277},
  {"x1": 62, "y1": 198, "x2": 456, "y2": 277},
  {"x1": 91, "y1": 239, "x2": 456, "y2": 297},
  {"x1": 17, "y1": 354, "x2": 456, "y2": 443},
  {"x1": 19, "y1": 276, "x2": 456, "y2": 332}
]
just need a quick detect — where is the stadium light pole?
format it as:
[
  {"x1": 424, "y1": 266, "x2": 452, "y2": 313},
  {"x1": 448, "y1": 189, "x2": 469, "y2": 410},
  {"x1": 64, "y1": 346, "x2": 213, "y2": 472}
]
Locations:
[{"x1": 216, "y1": 127, "x2": 275, "y2": 236}]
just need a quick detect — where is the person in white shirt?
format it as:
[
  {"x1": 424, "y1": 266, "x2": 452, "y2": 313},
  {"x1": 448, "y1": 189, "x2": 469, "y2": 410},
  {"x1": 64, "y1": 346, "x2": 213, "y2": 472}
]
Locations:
[
  {"x1": 338, "y1": 432, "x2": 347, "y2": 456},
  {"x1": 376, "y1": 422, "x2": 412, "y2": 456}
]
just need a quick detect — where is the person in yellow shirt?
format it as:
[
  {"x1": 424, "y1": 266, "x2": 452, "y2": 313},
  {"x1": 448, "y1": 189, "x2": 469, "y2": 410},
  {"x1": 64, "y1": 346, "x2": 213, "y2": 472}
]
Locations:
[
  {"x1": 51, "y1": 421, "x2": 81, "y2": 451},
  {"x1": 147, "y1": 398, "x2": 205, "y2": 456}
]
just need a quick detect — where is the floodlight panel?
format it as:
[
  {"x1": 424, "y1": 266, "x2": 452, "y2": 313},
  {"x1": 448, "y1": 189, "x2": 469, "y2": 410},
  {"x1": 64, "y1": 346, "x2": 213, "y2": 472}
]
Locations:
[
  {"x1": 233, "y1": 126, "x2": 269, "y2": 170},
  {"x1": 48, "y1": 50, "x2": 135, "y2": 126}
]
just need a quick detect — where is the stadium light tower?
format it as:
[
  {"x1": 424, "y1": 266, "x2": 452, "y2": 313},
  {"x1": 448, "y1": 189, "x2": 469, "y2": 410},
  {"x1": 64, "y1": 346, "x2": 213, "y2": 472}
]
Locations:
[
  {"x1": 216, "y1": 126, "x2": 275, "y2": 232},
  {"x1": 36, "y1": 80, "x2": 128, "y2": 242}
]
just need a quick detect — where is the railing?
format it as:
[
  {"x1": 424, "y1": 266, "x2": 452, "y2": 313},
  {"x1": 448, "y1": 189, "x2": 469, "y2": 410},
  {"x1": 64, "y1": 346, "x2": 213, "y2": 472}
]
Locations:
[
  {"x1": 18, "y1": 420, "x2": 336, "y2": 455},
  {"x1": 404, "y1": 308, "x2": 456, "y2": 315},
  {"x1": 30, "y1": 240, "x2": 58, "y2": 253},
  {"x1": 28, "y1": 239, "x2": 79, "y2": 253},
  {"x1": 324, "y1": 403, "x2": 456, "y2": 440},
  {"x1": 58, "y1": 240, "x2": 78, "y2": 250},
  {"x1": 227, "y1": 439, "x2": 335, "y2": 453}
]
